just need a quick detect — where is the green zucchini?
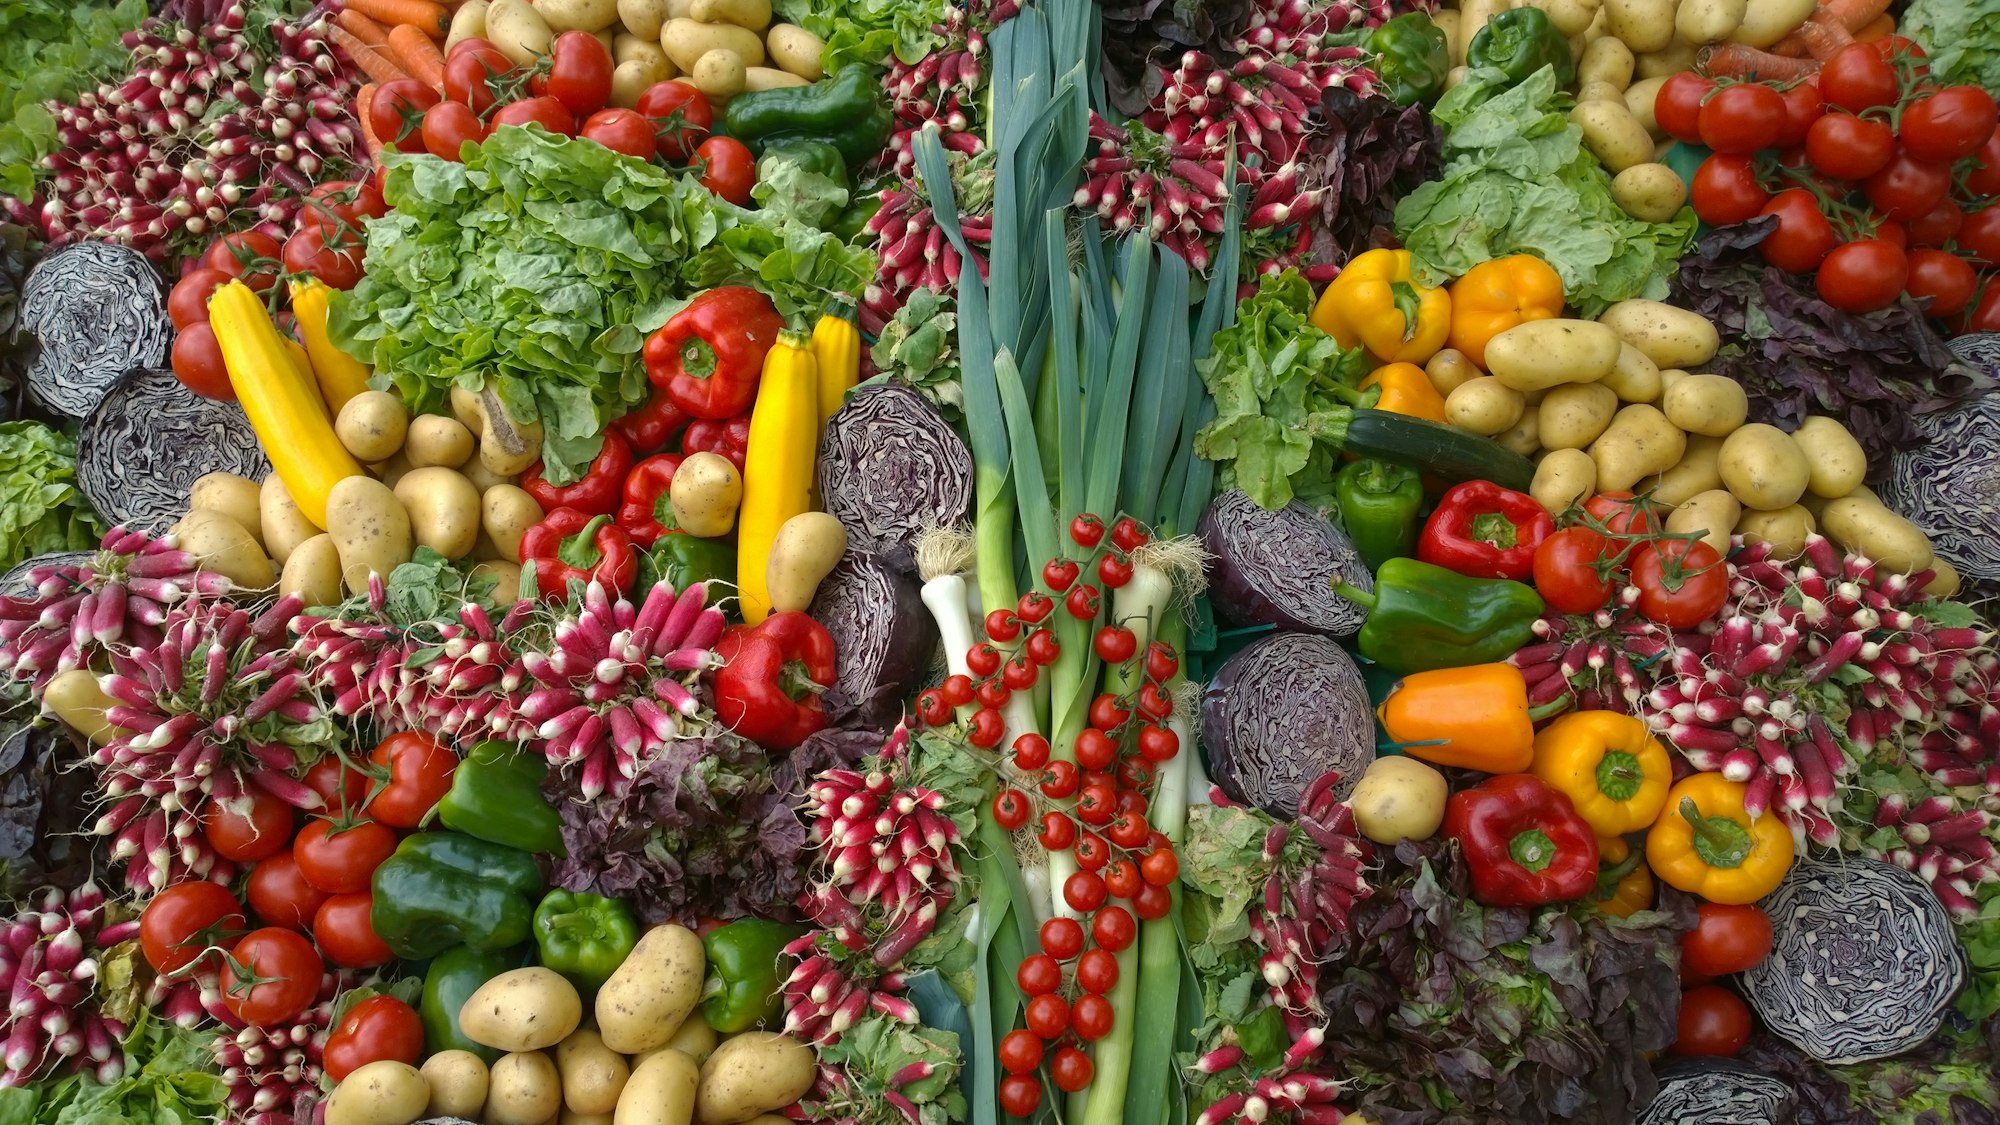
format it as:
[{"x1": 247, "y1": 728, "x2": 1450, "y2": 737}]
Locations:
[{"x1": 1342, "y1": 409, "x2": 1535, "y2": 491}]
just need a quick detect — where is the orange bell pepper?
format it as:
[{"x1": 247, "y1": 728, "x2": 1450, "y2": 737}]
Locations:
[
  {"x1": 1377, "y1": 662, "x2": 1543, "y2": 774},
  {"x1": 1446, "y1": 255, "x2": 1564, "y2": 370},
  {"x1": 1360, "y1": 362, "x2": 1448, "y2": 423},
  {"x1": 1310, "y1": 248, "x2": 1452, "y2": 366},
  {"x1": 1594, "y1": 835, "x2": 1656, "y2": 918}
]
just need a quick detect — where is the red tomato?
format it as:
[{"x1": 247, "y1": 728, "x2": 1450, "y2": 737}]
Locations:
[
  {"x1": 1699, "y1": 83, "x2": 1785, "y2": 154},
  {"x1": 1757, "y1": 189, "x2": 1838, "y2": 273},
  {"x1": 1682, "y1": 904, "x2": 1775, "y2": 981},
  {"x1": 634, "y1": 81, "x2": 713, "y2": 161},
  {"x1": 998, "y1": 1074, "x2": 1041, "y2": 1116},
  {"x1": 422, "y1": 100, "x2": 487, "y2": 161},
  {"x1": 536, "y1": 31, "x2": 614, "y2": 117},
  {"x1": 1817, "y1": 238, "x2": 1910, "y2": 312},
  {"x1": 1039, "y1": 917, "x2": 1085, "y2": 960},
  {"x1": 171, "y1": 321, "x2": 234, "y2": 401},
  {"x1": 1653, "y1": 73, "x2": 1712, "y2": 145},
  {"x1": 1690, "y1": 154, "x2": 1770, "y2": 226},
  {"x1": 304, "y1": 756, "x2": 372, "y2": 819},
  {"x1": 367, "y1": 79, "x2": 441, "y2": 153},
  {"x1": 1076, "y1": 948, "x2": 1119, "y2": 994},
  {"x1": 998, "y1": 1029, "x2": 1043, "y2": 1075},
  {"x1": 1671, "y1": 984, "x2": 1753, "y2": 1057},
  {"x1": 1533, "y1": 527, "x2": 1616, "y2": 614},
  {"x1": 1772, "y1": 77, "x2": 1823, "y2": 148},
  {"x1": 1071, "y1": 993, "x2": 1115, "y2": 1041},
  {"x1": 1024, "y1": 993, "x2": 1068, "y2": 1039},
  {"x1": 1016, "y1": 953, "x2": 1062, "y2": 996},
  {"x1": 313, "y1": 892, "x2": 394, "y2": 969},
  {"x1": 1908, "y1": 198, "x2": 1963, "y2": 248},
  {"x1": 246, "y1": 851, "x2": 328, "y2": 932},
  {"x1": 323, "y1": 995, "x2": 424, "y2": 1083},
  {"x1": 281, "y1": 223, "x2": 365, "y2": 291},
  {"x1": 1867, "y1": 34, "x2": 1926, "y2": 73},
  {"x1": 1050, "y1": 1046, "x2": 1093, "y2": 1093},
  {"x1": 1874, "y1": 217, "x2": 1909, "y2": 249},
  {"x1": 1961, "y1": 205, "x2": 2000, "y2": 266},
  {"x1": 1804, "y1": 112, "x2": 1895, "y2": 180},
  {"x1": 139, "y1": 881, "x2": 247, "y2": 974},
  {"x1": 1819, "y1": 43, "x2": 1899, "y2": 112},
  {"x1": 300, "y1": 181, "x2": 370, "y2": 242},
  {"x1": 1905, "y1": 249, "x2": 1978, "y2": 318},
  {"x1": 1966, "y1": 277, "x2": 2000, "y2": 333},
  {"x1": 366, "y1": 732, "x2": 455, "y2": 828},
  {"x1": 351, "y1": 171, "x2": 389, "y2": 219},
  {"x1": 1584, "y1": 492, "x2": 1659, "y2": 536},
  {"x1": 580, "y1": 108, "x2": 657, "y2": 161},
  {"x1": 221, "y1": 928, "x2": 323, "y2": 1029},
  {"x1": 201, "y1": 782, "x2": 297, "y2": 862},
  {"x1": 292, "y1": 818, "x2": 398, "y2": 895},
  {"x1": 202, "y1": 231, "x2": 282, "y2": 291},
  {"x1": 491, "y1": 95, "x2": 576, "y2": 136},
  {"x1": 1862, "y1": 148, "x2": 1951, "y2": 222},
  {"x1": 1631, "y1": 538, "x2": 1728, "y2": 629},
  {"x1": 1092, "y1": 904, "x2": 1137, "y2": 952},
  {"x1": 695, "y1": 136, "x2": 756, "y2": 206},
  {"x1": 1968, "y1": 129, "x2": 2000, "y2": 198},
  {"x1": 167, "y1": 268, "x2": 230, "y2": 329},
  {"x1": 443, "y1": 43, "x2": 514, "y2": 114},
  {"x1": 1900, "y1": 87, "x2": 1999, "y2": 164}
]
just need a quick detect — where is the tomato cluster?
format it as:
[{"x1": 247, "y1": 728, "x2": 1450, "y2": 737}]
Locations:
[
  {"x1": 1534, "y1": 493, "x2": 1729, "y2": 628},
  {"x1": 166, "y1": 177, "x2": 385, "y2": 400},
  {"x1": 1665, "y1": 40, "x2": 2000, "y2": 324},
  {"x1": 1669, "y1": 904, "x2": 1774, "y2": 1058},
  {"x1": 367, "y1": 33, "x2": 756, "y2": 205},
  {"x1": 139, "y1": 732, "x2": 452, "y2": 1052}
]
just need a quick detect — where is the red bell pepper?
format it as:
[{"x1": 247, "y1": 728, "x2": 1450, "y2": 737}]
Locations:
[
  {"x1": 711, "y1": 612, "x2": 837, "y2": 750},
  {"x1": 643, "y1": 286, "x2": 784, "y2": 420},
  {"x1": 612, "y1": 385, "x2": 691, "y2": 456},
  {"x1": 616, "y1": 453, "x2": 685, "y2": 548},
  {"x1": 1417, "y1": 480, "x2": 1554, "y2": 581},
  {"x1": 520, "y1": 508, "x2": 640, "y2": 600},
  {"x1": 681, "y1": 412, "x2": 751, "y2": 472},
  {"x1": 521, "y1": 431, "x2": 633, "y2": 517},
  {"x1": 1441, "y1": 774, "x2": 1600, "y2": 907}
]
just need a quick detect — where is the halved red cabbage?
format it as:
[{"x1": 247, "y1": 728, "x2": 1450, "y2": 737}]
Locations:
[
  {"x1": 1199, "y1": 630, "x2": 1374, "y2": 817},
  {"x1": 1638, "y1": 1060, "x2": 1797, "y2": 1125},
  {"x1": 1199, "y1": 489, "x2": 1371, "y2": 637},
  {"x1": 21, "y1": 242, "x2": 169, "y2": 418},
  {"x1": 78, "y1": 366, "x2": 270, "y2": 531},
  {"x1": 807, "y1": 549, "x2": 937, "y2": 730},
  {"x1": 815, "y1": 383, "x2": 972, "y2": 574}
]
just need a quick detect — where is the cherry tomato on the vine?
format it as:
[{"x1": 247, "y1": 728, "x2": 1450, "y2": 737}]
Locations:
[
  {"x1": 1040, "y1": 916, "x2": 1085, "y2": 960},
  {"x1": 1136, "y1": 722, "x2": 1179, "y2": 763},
  {"x1": 967, "y1": 706, "x2": 1006, "y2": 748},
  {"x1": 1050, "y1": 1046, "x2": 1094, "y2": 1093},
  {"x1": 1076, "y1": 947, "x2": 1119, "y2": 993},
  {"x1": 1063, "y1": 583, "x2": 1102, "y2": 620},
  {"x1": 1141, "y1": 848, "x2": 1180, "y2": 885},
  {"x1": 1072, "y1": 993, "x2": 1115, "y2": 1041},
  {"x1": 167, "y1": 268, "x2": 229, "y2": 330},
  {"x1": 1671, "y1": 985, "x2": 1753, "y2": 1057},
  {"x1": 1093, "y1": 626, "x2": 1137, "y2": 663},
  {"x1": 1024, "y1": 993, "x2": 1068, "y2": 1039},
  {"x1": 1025, "y1": 628, "x2": 1062, "y2": 665},
  {"x1": 634, "y1": 81, "x2": 713, "y2": 162},
  {"x1": 422, "y1": 100, "x2": 487, "y2": 162},
  {"x1": 1905, "y1": 248, "x2": 1978, "y2": 318},
  {"x1": 1040, "y1": 761, "x2": 1080, "y2": 799},
  {"x1": 1756, "y1": 189, "x2": 1838, "y2": 274},
  {"x1": 1016, "y1": 953, "x2": 1062, "y2": 996},
  {"x1": 1133, "y1": 880, "x2": 1173, "y2": 919},
  {"x1": 1968, "y1": 130, "x2": 2000, "y2": 198},
  {"x1": 1804, "y1": 112, "x2": 1896, "y2": 180},
  {"x1": 1102, "y1": 858, "x2": 1142, "y2": 900},
  {"x1": 1093, "y1": 904, "x2": 1137, "y2": 952},
  {"x1": 1819, "y1": 43, "x2": 1899, "y2": 112},
  {"x1": 992, "y1": 788, "x2": 1031, "y2": 831},
  {"x1": 1038, "y1": 811, "x2": 1077, "y2": 850},
  {"x1": 1533, "y1": 527, "x2": 1616, "y2": 614},
  {"x1": 1012, "y1": 733, "x2": 1051, "y2": 771},
  {"x1": 1816, "y1": 238, "x2": 1910, "y2": 312},
  {"x1": 1064, "y1": 870, "x2": 1108, "y2": 913},
  {"x1": 442, "y1": 42, "x2": 514, "y2": 114},
  {"x1": 998, "y1": 1029, "x2": 1044, "y2": 1076},
  {"x1": 915, "y1": 689, "x2": 951, "y2": 727},
  {"x1": 1074, "y1": 727, "x2": 1117, "y2": 771},
  {"x1": 368, "y1": 79, "x2": 441, "y2": 152},
  {"x1": 281, "y1": 223, "x2": 365, "y2": 290},
  {"x1": 1900, "y1": 86, "x2": 1999, "y2": 164},
  {"x1": 1862, "y1": 148, "x2": 1951, "y2": 223},
  {"x1": 1690, "y1": 154, "x2": 1770, "y2": 226},
  {"x1": 1681, "y1": 903, "x2": 1775, "y2": 981},
  {"x1": 1630, "y1": 538, "x2": 1729, "y2": 629},
  {"x1": 314, "y1": 891, "x2": 394, "y2": 970},
  {"x1": 1069, "y1": 514, "x2": 1106, "y2": 547},
  {"x1": 1110, "y1": 517, "x2": 1149, "y2": 551},
  {"x1": 535, "y1": 31, "x2": 614, "y2": 118},
  {"x1": 292, "y1": 817, "x2": 398, "y2": 895},
  {"x1": 1653, "y1": 73, "x2": 1713, "y2": 144},
  {"x1": 491, "y1": 95, "x2": 576, "y2": 136},
  {"x1": 201, "y1": 781, "x2": 296, "y2": 862},
  {"x1": 999, "y1": 1074, "x2": 1041, "y2": 1116},
  {"x1": 1961, "y1": 205, "x2": 2000, "y2": 266},
  {"x1": 1772, "y1": 77, "x2": 1823, "y2": 148},
  {"x1": 975, "y1": 679, "x2": 1011, "y2": 710},
  {"x1": 1699, "y1": 83, "x2": 1784, "y2": 154},
  {"x1": 1908, "y1": 198, "x2": 1964, "y2": 248},
  {"x1": 695, "y1": 136, "x2": 756, "y2": 206},
  {"x1": 246, "y1": 851, "x2": 327, "y2": 932}
]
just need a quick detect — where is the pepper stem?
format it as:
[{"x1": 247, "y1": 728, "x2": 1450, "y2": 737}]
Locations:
[
  {"x1": 1679, "y1": 796, "x2": 1752, "y2": 870},
  {"x1": 1595, "y1": 849, "x2": 1644, "y2": 888},
  {"x1": 1594, "y1": 750, "x2": 1645, "y2": 802},
  {"x1": 679, "y1": 337, "x2": 719, "y2": 379},
  {"x1": 1509, "y1": 828, "x2": 1557, "y2": 873},
  {"x1": 779, "y1": 658, "x2": 829, "y2": 702},
  {"x1": 558, "y1": 516, "x2": 611, "y2": 569},
  {"x1": 1469, "y1": 510, "x2": 1520, "y2": 550},
  {"x1": 1332, "y1": 580, "x2": 1376, "y2": 610}
]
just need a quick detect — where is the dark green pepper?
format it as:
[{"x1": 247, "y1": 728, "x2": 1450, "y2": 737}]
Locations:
[
  {"x1": 533, "y1": 889, "x2": 640, "y2": 1001},
  {"x1": 435, "y1": 741, "x2": 566, "y2": 856},
  {"x1": 421, "y1": 944, "x2": 522, "y2": 1062},
  {"x1": 758, "y1": 137, "x2": 849, "y2": 188},
  {"x1": 1368, "y1": 13, "x2": 1451, "y2": 106},
  {"x1": 1333, "y1": 459, "x2": 1425, "y2": 571},
  {"x1": 1334, "y1": 557, "x2": 1544, "y2": 674},
  {"x1": 370, "y1": 832, "x2": 545, "y2": 960},
  {"x1": 700, "y1": 918, "x2": 806, "y2": 1033},
  {"x1": 640, "y1": 532, "x2": 736, "y2": 594},
  {"x1": 1466, "y1": 8, "x2": 1576, "y2": 87},
  {"x1": 830, "y1": 192, "x2": 882, "y2": 244},
  {"x1": 723, "y1": 68, "x2": 893, "y2": 173}
]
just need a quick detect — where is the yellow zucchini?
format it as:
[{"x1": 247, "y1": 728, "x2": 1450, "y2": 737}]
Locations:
[
  {"x1": 290, "y1": 277, "x2": 373, "y2": 414},
  {"x1": 811, "y1": 295, "x2": 859, "y2": 427},
  {"x1": 209, "y1": 280, "x2": 365, "y2": 530},
  {"x1": 737, "y1": 331, "x2": 818, "y2": 624}
]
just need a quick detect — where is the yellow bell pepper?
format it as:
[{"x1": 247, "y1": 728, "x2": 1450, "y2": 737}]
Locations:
[
  {"x1": 1645, "y1": 774, "x2": 1794, "y2": 905},
  {"x1": 736, "y1": 330, "x2": 819, "y2": 625},
  {"x1": 812, "y1": 295, "x2": 861, "y2": 428},
  {"x1": 1445, "y1": 254, "x2": 1564, "y2": 370},
  {"x1": 1310, "y1": 248, "x2": 1452, "y2": 366},
  {"x1": 1594, "y1": 836, "x2": 1655, "y2": 918},
  {"x1": 1529, "y1": 710, "x2": 1672, "y2": 836},
  {"x1": 1360, "y1": 362, "x2": 1448, "y2": 423}
]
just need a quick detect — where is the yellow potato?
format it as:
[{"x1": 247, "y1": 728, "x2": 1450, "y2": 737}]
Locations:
[
  {"x1": 487, "y1": 1052, "x2": 563, "y2": 1125},
  {"x1": 1661, "y1": 374, "x2": 1748, "y2": 437},
  {"x1": 1624, "y1": 76, "x2": 1668, "y2": 136},
  {"x1": 1635, "y1": 40, "x2": 1698, "y2": 77},
  {"x1": 40, "y1": 669, "x2": 132, "y2": 746},
  {"x1": 370, "y1": 452, "x2": 415, "y2": 492},
  {"x1": 612, "y1": 57, "x2": 675, "y2": 106},
  {"x1": 1496, "y1": 409, "x2": 1541, "y2": 458},
  {"x1": 1925, "y1": 559, "x2": 1961, "y2": 598},
  {"x1": 324, "y1": 1061, "x2": 429, "y2": 1125},
  {"x1": 1718, "y1": 423, "x2": 1810, "y2": 511},
  {"x1": 1820, "y1": 496, "x2": 1935, "y2": 574},
  {"x1": 404, "y1": 415, "x2": 475, "y2": 470},
  {"x1": 483, "y1": 485, "x2": 545, "y2": 564},
  {"x1": 694, "y1": 1033, "x2": 814, "y2": 1125},
  {"x1": 1349, "y1": 756, "x2": 1449, "y2": 845},
  {"x1": 558, "y1": 1029, "x2": 632, "y2": 1116},
  {"x1": 669, "y1": 452, "x2": 742, "y2": 538},
  {"x1": 597, "y1": 925, "x2": 706, "y2": 1053},
  {"x1": 1789, "y1": 416, "x2": 1866, "y2": 499},
  {"x1": 660, "y1": 18, "x2": 763, "y2": 70},
  {"x1": 1538, "y1": 383, "x2": 1619, "y2": 450},
  {"x1": 459, "y1": 455, "x2": 516, "y2": 494},
  {"x1": 1678, "y1": 0, "x2": 1746, "y2": 42},
  {"x1": 1445, "y1": 376, "x2": 1525, "y2": 435},
  {"x1": 1609, "y1": 163, "x2": 1687, "y2": 223},
  {"x1": 460, "y1": 968, "x2": 583, "y2": 1053},
  {"x1": 536, "y1": 0, "x2": 620, "y2": 31},
  {"x1": 618, "y1": 0, "x2": 673, "y2": 39},
  {"x1": 1731, "y1": 0, "x2": 1816, "y2": 46},
  {"x1": 172, "y1": 509, "x2": 274, "y2": 590},
  {"x1": 393, "y1": 467, "x2": 482, "y2": 559},
  {"x1": 743, "y1": 65, "x2": 808, "y2": 91},
  {"x1": 1650, "y1": 434, "x2": 1725, "y2": 507},
  {"x1": 1577, "y1": 80, "x2": 1627, "y2": 105},
  {"x1": 260, "y1": 474, "x2": 320, "y2": 564},
  {"x1": 662, "y1": 1011, "x2": 718, "y2": 1064},
  {"x1": 484, "y1": 0, "x2": 552, "y2": 65},
  {"x1": 1597, "y1": 300, "x2": 1719, "y2": 369},
  {"x1": 1589, "y1": 404, "x2": 1686, "y2": 492},
  {"x1": 472, "y1": 559, "x2": 523, "y2": 604},
  {"x1": 1604, "y1": 0, "x2": 1674, "y2": 50},
  {"x1": 764, "y1": 23, "x2": 825, "y2": 80},
  {"x1": 1424, "y1": 348, "x2": 1480, "y2": 397},
  {"x1": 335, "y1": 391, "x2": 409, "y2": 463},
  {"x1": 766, "y1": 512, "x2": 848, "y2": 613},
  {"x1": 615, "y1": 1049, "x2": 699, "y2": 1125},
  {"x1": 1532, "y1": 448, "x2": 1598, "y2": 516},
  {"x1": 325, "y1": 476, "x2": 414, "y2": 593},
  {"x1": 1572, "y1": 100, "x2": 1654, "y2": 172},
  {"x1": 421, "y1": 1050, "x2": 490, "y2": 1119},
  {"x1": 616, "y1": 33, "x2": 672, "y2": 70},
  {"x1": 1577, "y1": 35, "x2": 1633, "y2": 88},
  {"x1": 1735, "y1": 505, "x2": 1816, "y2": 561},
  {"x1": 1485, "y1": 320, "x2": 1622, "y2": 391},
  {"x1": 1527, "y1": 0, "x2": 1599, "y2": 36},
  {"x1": 1666, "y1": 490, "x2": 1741, "y2": 556},
  {"x1": 446, "y1": 0, "x2": 489, "y2": 51},
  {"x1": 689, "y1": 48, "x2": 746, "y2": 100},
  {"x1": 1600, "y1": 343, "x2": 1662, "y2": 403},
  {"x1": 690, "y1": 0, "x2": 769, "y2": 27},
  {"x1": 279, "y1": 534, "x2": 344, "y2": 606},
  {"x1": 190, "y1": 472, "x2": 266, "y2": 552}
]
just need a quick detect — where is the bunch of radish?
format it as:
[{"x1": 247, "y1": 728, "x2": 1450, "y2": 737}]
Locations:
[
  {"x1": 877, "y1": 1, "x2": 1010, "y2": 181},
  {"x1": 780, "y1": 929, "x2": 923, "y2": 1049},
  {"x1": 207, "y1": 970, "x2": 347, "y2": 1125},
  {"x1": 858, "y1": 177, "x2": 991, "y2": 336},
  {"x1": 36, "y1": 2, "x2": 363, "y2": 261},
  {"x1": 0, "y1": 883, "x2": 137, "y2": 1088}
]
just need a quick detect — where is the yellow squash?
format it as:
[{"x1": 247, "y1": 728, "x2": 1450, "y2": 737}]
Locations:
[
  {"x1": 208, "y1": 280, "x2": 364, "y2": 529},
  {"x1": 289, "y1": 276, "x2": 372, "y2": 413},
  {"x1": 811, "y1": 295, "x2": 860, "y2": 427},
  {"x1": 737, "y1": 331, "x2": 820, "y2": 624}
]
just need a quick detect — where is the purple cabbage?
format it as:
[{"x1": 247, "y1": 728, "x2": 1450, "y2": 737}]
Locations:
[
  {"x1": 1199, "y1": 488, "x2": 1371, "y2": 637},
  {"x1": 1198, "y1": 630, "x2": 1373, "y2": 816},
  {"x1": 807, "y1": 550, "x2": 936, "y2": 730},
  {"x1": 815, "y1": 384, "x2": 972, "y2": 574}
]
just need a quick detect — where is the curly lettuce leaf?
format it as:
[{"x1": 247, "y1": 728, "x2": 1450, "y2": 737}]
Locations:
[
  {"x1": 0, "y1": 421, "x2": 102, "y2": 571},
  {"x1": 1901, "y1": 0, "x2": 2000, "y2": 92},
  {"x1": 770, "y1": 0, "x2": 945, "y2": 71}
]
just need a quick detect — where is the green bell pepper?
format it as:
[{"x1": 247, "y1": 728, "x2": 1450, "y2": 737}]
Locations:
[
  {"x1": 421, "y1": 944, "x2": 521, "y2": 1062},
  {"x1": 700, "y1": 918, "x2": 806, "y2": 1033},
  {"x1": 640, "y1": 532, "x2": 736, "y2": 595},
  {"x1": 1334, "y1": 557, "x2": 1544, "y2": 675},
  {"x1": 370, "y1": 832, "x2": 545, "y2": 960},
  {"x1": 1466, "y1": 8, "x2": 1576, "y2": 88},
  {"x1": 1368, "y1": 13, "x2": 1452, "y2": 106},
  {"x1": 533, "y1": 889, "x2": 640, "y2": 1001},
  {"x1": 830, "y1": 193, "x2": 883, "y2": 244},
  {"x1": 723, "y1": 67, "x2": 894, "y2": 172},
  {"x1": 435, "y1": 741, "x2": 566, "y2": 856},
  {"x1": 1333, "y1": 459, "x2": 1425, "y2": 571}
]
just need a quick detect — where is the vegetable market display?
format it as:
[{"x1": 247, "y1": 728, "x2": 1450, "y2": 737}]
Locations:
[{"x1": 0, "y1": 0, "x2": 1998, "y2": 1120}]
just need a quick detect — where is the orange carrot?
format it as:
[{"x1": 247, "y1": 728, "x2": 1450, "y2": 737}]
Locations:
[
  {"x1": 1821, "y1": 0, "x2": 1895, "y2": 30},
  {"x1": 1793, "y1": 7, "x2": 1857, "y2": 59},
  {"x1": 328, "y1": 24, "x2": 412, "y2": 85},
  {"x1": 387, "y1": 22, "x2": 446, "y2": 88},
  {"x1": 355, "y1": 83, "x2": 386, "y2": 162},
  {"x1": 335, "y1": 8, "x2": 390, "y2": 47},
  {"x1": 343, "y1": 0, "x2": 449, "y2": 37},
  {"x1": 1854, "y1": 13, "x2": 1894, "y2": 40},
  {"x1": 1699, "y1": 42, "x2": 1821, "y2": 81}
]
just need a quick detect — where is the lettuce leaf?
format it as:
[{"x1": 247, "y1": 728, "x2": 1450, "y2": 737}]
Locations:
[
  {"x1": 770, "y1": 0, "x2": 945, "y2": 72},
  {"x1": 1901, "y1": 0, "x2": 2000, "y2": 92},
  {"x1": 1393, "y1": 66, "x2": 1695, "y2": 318},
  {"x1": 0, "y1": 421, "x2": 101, "y2": 572}
]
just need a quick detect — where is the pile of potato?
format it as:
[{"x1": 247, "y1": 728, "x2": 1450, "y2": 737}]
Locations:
[
  {"x1": 1432, "y1": 298, "x2": 1949, "y2": 588},
  {"x1": 450, "y1": 0, "x2": 829, "y2": 107},
  {"x1": 324, "y1": 924, "x2": 814, "y2": 1125}
]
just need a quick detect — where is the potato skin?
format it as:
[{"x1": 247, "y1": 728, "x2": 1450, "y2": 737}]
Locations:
[
  {"x1": 1821, "y1": 496, "x2": 1935, "y2": 575},
  {"x1": 460, "y1": 968, "x2": 583, "y2": 1052},
  {"x1": 487, "y1": 1051, "x2": 564, "y2": 1125},
  {"x1": 1661, "y1": 374, "x2": 1748, "y2": 438},
  {"x1": 392, "y1": 467, "x2": 482, "y2": 560},
  {"x1": 558, "y1": 1028, "x2": 632, "y2": 1116},
  {"x1": 668, "y1": 453, "x2": 742, "y2": 539},
  {"x1": 1649, "y1": 434, "x2": 1725, "y2": 507},
  {"x1": 325, "y1": 476, "x2": 414, "y2": 593},
  {"x1": 173, "y1": 508, "x2": 274, "y2": 590},
  {"x1": 615, "y1": 1049, "x2": 699, "y2": 1125},
  {"x1": 324, "y1": 1060, "x2": 429, "y2": 1125},
  {"x1": 1445, "y1": 376, "x2": 1525, "y2": 435},
  {"x1": 404, "y1": 415, "x2": 475, "y2": 470},
  {"x1": 484, "y1": 0, "x2": 552, "y2": 65},
  {"x1": 1666, "y1": 489, "x2": 1741, "y2": 556},
  {"x1": 1604, "y1": 0, "x2": 1675, "y2": 51},
  {"x1": 1538, "y1": 383, "x2": 1619, "y2": 450},
  {"x1": 1571, "y1": 101, "x2": 1654, "y2": 172},
  {"x1": 1735, "y1": 504, "x2": 1816, "y2": 560},
  {"x1": 190, "y1": 472, "x2": 267, "y2": 551},
  {"x1": 1349, "y1": 756, "x2": 1449, "y2": 845},
  {"x1": 1484, "y1": 320, "x2": 1622, "y2": 391},
  {"x1": 1424, "y1": 348, "x2": 1479, "y2": 397},
  {"x1": 764, "y1": 23, "x2": 825, "y2": 80},
  {"x1": 1532, "y1": 448, "x2": 1598, "y2": 516},
  {"x1": 597, "y1": 925, "x2": 706, "y2": 1053},
  {"x1": 335, "y1": 390, "x2": 410, "y2": 463},
  {"x1": 1609, "y1": 163, "x2": 1687, "y2": 223},
  {"x1": 695, "y1": 1033, "x2": 814, "y2": 1125},
  {"x1": 279, "y1": 534, "x2": 344, "y2": 606},
  {"x1": 483, "y1": 485, "x2": 546, "y2": 564},
  {"x1": 1718, "y1": 423, "x2": 1811, "y2": 511},
  {"x1": 1597, "y1": 300, "x2": 1719, "y2": 369},
  {"x1": 766, "y1": 512, "x2": 848, "y2": 614},
  {"x1": 421, "y1": 1050, "x2": 490, "y2": 1119},
  {"x1": 1589, "y1": 404, "x2": 1686, "y2": 492},
  {"x1": 1598, "y1": 342, "x2": 1662, "y2": 403},
  {"x1": 660, "y1": 18, "x2": 764, "y2": 70},
  {"x1": 260, "y1": 474, "x2": 320, "y2": 565},
  {"x1": 1790, "y1": 416, "x2": 1866, "y2": 499}
]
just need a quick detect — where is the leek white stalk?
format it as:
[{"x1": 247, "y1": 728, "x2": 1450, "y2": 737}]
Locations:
[{"x1": 920, "y1": 573, "x2": 976, "y2": 682}]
